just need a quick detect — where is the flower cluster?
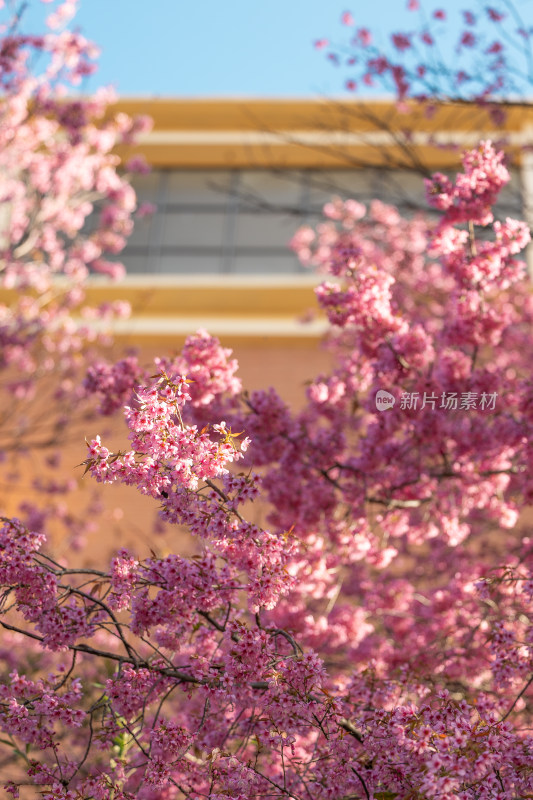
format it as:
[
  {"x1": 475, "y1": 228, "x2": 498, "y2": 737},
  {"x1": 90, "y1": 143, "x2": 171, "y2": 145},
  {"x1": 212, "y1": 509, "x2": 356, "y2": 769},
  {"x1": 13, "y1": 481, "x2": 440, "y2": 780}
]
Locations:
[
  {"x1": 86, "y1": 373, "x2": 249, "y2": 493},
  {"x1": 84, "y1": 357, "x2": 143, "y2": 416}
]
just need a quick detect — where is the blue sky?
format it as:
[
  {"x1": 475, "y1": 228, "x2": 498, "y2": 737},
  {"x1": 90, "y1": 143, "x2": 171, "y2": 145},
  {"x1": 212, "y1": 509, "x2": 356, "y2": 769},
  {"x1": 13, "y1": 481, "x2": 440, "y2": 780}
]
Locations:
[{"x1": 17, "y1": 0, "x2": 533, "y2": 97}]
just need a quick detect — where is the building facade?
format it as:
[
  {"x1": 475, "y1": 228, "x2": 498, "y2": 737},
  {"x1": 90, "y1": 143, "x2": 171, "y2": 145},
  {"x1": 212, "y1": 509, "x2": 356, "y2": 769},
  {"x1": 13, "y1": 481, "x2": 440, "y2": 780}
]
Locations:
[{"x1": 96, "y1": 98, "x2": 532, "y2": 346}]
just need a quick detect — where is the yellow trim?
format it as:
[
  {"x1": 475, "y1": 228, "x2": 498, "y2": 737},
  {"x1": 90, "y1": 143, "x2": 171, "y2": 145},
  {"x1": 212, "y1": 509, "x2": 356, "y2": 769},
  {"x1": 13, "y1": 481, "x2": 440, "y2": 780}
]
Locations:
[
  {"x1": 111, "y1": 98, "x2": 533, "y2": 133},
  {"x1": 84, "y1": 277, "x2": 321, "y2": 317},
  {"x1": 0, "y1": 280, "x2": 321, "y2": 316},
  {"x1": 106, "y1": 333, "x2": 325, "y2": 347},
  {"x1": 0, "y1": 278, "x2": 326, "y2": 342},
  {"x1": 111, "y1": 98, "x2": 533, "y2": 169}
]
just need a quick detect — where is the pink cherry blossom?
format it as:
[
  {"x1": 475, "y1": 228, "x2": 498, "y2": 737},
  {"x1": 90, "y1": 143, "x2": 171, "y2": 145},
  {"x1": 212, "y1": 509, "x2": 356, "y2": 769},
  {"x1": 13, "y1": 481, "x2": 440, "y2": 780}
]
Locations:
[{"x1": 2, "y1": 2, "x2": 533, "y2": 797}]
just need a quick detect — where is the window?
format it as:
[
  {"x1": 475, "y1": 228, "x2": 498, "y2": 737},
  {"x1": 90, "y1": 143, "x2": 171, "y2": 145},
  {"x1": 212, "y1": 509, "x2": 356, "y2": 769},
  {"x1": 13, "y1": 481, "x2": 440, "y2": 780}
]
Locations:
[{"x1": 118, "y1": 167, "x2": 525, "y2": 275}]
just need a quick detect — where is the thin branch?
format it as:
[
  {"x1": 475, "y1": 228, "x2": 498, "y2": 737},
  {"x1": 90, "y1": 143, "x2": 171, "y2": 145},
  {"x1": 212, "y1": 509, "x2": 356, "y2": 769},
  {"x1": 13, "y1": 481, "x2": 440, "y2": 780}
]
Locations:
[
  {"x1": 351, "y1": 767, "x2": 371, "y2": 800},
  {"x1": 501, "y1": 672, "x2": 533, "y2": 721}
]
